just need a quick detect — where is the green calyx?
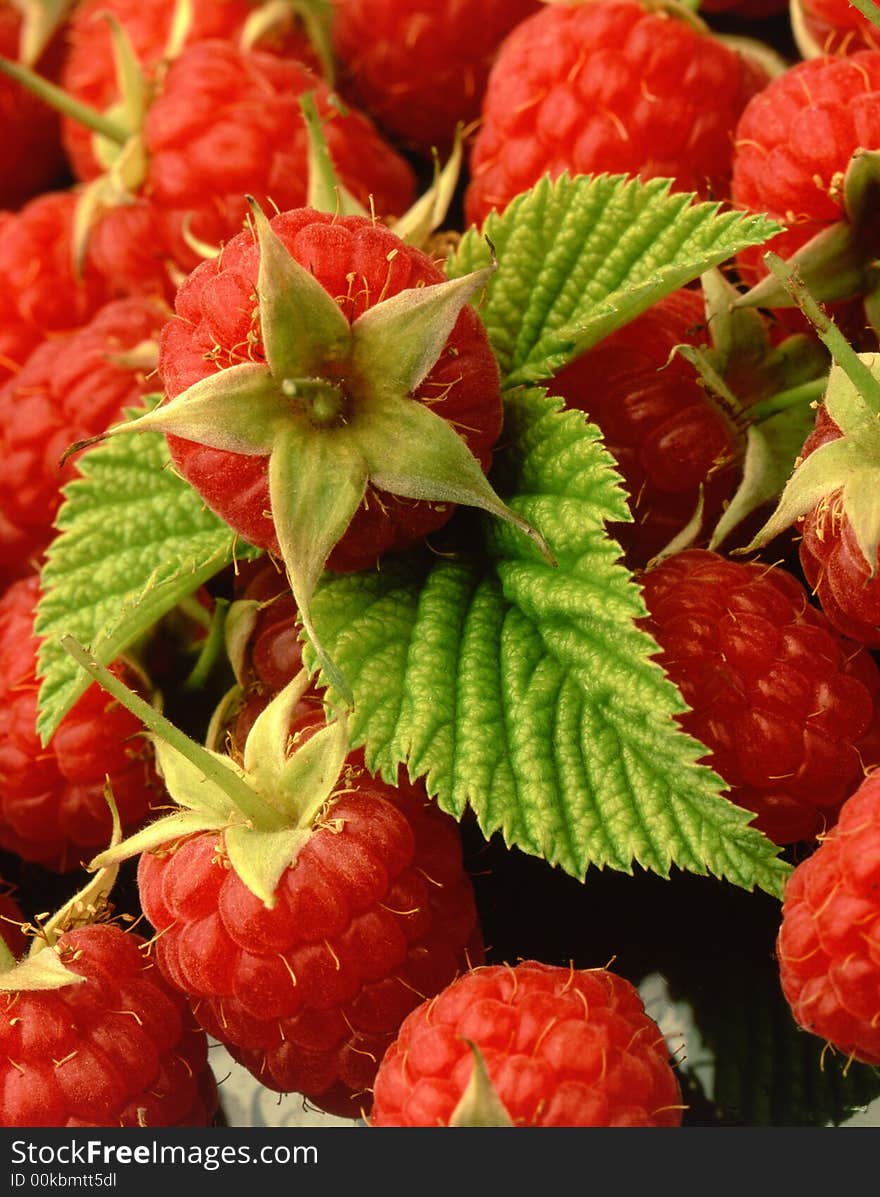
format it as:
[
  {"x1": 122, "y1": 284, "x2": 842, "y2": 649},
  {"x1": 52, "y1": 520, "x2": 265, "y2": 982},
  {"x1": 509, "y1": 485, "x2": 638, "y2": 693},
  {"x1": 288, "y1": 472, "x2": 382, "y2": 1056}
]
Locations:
[
  {"x1": 741, "y1": 256, "x2": 880, "y2": 574},
  {"x1": 448, "y1": 1041, "x2": 515, "y2": 1127},
  {"x1": 65, "y1": 636, "x2": 350, "y2": 910},
  {"x1": 117, "y1": 199, "x2": 553, "y2": 702}
]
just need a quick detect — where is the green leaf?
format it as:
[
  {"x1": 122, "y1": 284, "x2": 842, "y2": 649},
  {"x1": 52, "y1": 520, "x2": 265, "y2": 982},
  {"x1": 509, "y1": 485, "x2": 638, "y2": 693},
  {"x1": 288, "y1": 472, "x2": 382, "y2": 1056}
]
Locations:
[
  {"x1": 35, "y1": 403, "x2": 261, "y2": 745},
  {"x1": 309, "y1": 387, "x2": 789, "y2": 897},
  {"x1": 446, "y1": 173, "x2": 781, "y2": 387}
]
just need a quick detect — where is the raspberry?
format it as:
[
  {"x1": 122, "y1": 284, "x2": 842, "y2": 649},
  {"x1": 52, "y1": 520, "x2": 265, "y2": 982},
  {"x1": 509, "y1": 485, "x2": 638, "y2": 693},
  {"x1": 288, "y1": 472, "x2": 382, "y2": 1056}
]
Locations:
[
  {"x1": 637, "y1": 548, "x2": 880, "y2": 844},
  {"x1": 0, "y1": 923, "x2": 218, "y2": 1126},
  {"x1": 550, "y1": 288, "x2": 740, "y2": 567},
  {"x1": 61, "y1": 0, "x2": 324, "y2": 159},
  {"x1": 0, "y1": 295, "x2": 171, "y2": 586},
  {"x1": 464, "y1": 0, "x2": 769, "y2": 228},
  {"x1": 793, "y1": 0, "x2": 880, "y2": 56},
  {"x1": 0, "y1": 191, "x2": 118, "y2": 384},
  {"x1": 64, "y1": 38, "x2": 415, "y2": 252},
  {"x1": 331, "y1": 0, "x2": 542, "y2": 154},
  {"x1": 137, "y1": 757, "x2": 483, "y2": 1118},
  {"x1": 0, "y1": 575, "x2": 161, "y2": 872},
  {"x1": 796, "y1": 404, "x2": 880, "y2": 647},
  {"x1": 730, "y1": 51, "x2": 880, "y2": 331},
  {"x1": 369, "y1": 960, "x2": 683, "y2": 1126},
  {"x1": 157, "y1": 205, "x2": 503, "y2": 572},
  {"x1": 776, "y1": 769, "x2": 880, "y2": 1065}
]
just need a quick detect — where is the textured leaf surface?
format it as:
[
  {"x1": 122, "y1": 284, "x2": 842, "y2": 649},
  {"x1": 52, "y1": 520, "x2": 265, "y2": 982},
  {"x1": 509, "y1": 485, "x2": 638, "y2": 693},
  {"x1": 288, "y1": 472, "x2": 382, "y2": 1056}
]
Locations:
[
  {"x1": 35, "y1": 407, "x2": 259, "y2": 744},
  {"x1": 447, "y1": 173, "x2": 781, "y2": 386},
  {"x1": 310, "y1": 387, "x2": 789, "y2": 896}
]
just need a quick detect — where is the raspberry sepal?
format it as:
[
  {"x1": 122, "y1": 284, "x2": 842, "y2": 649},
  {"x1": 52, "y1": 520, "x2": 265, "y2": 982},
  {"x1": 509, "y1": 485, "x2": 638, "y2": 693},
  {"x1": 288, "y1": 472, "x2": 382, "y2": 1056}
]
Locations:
[{"x1": 72, "y1": 638, "x2": 351, "y2": 907}]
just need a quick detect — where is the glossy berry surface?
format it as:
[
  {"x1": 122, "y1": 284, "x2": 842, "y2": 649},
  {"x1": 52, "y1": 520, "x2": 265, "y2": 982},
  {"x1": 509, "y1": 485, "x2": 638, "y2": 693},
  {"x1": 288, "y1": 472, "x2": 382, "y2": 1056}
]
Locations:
[
  {"x1": 550, "y1": 288, "x2": 739, "y2": 567},
  {"x1": 777, "y1": 770, "x2": 880, "y2": 1064},
  {"x1": 137, "y1": 756, "x2": 483, "y2": 1118},
  {"x1": 0, "y1": 575, "x2": 160, "y2": 872},
  {"x1": 0, "y1": 295, "x2": 170, "y2": 586},
  {"x1": 464, "y1": 0, "x2": 768, "y2": 227},
  {"x1": 332, "y1": 0, "x2": 542, "y2": 154},
  {"x1": 797, "y1": 405, "x2": 880, "y2": 647},
  {"x1": 0, "y1": 923, "x2": 218, "y2": 1126},
  {"x1": 370, "y1": 959, "x2": 683, "y2": 1126},
  {"x1": 638, "y1": 549, "x2": 880, "y2": 844}
]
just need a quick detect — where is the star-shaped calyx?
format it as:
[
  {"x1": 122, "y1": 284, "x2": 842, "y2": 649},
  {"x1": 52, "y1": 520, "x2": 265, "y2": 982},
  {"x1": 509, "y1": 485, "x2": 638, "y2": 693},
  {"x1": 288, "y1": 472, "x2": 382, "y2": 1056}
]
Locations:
[
  {"x1": 65, "y1": 636, "x2": 350, "y2": 910},
  {"x1": 119, "y1": 199, "x2": 552, "y2": 701}
]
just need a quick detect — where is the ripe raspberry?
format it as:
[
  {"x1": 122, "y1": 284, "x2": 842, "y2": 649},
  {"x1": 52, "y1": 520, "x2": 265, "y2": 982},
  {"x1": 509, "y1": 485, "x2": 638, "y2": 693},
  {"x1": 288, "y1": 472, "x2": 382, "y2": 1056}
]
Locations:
[
  {"x1": 61, "y1": 38, "x2": 415, "y2": 257},
  {"x1": 0, "y1": 2, "x2": 69, "y2": 210},
  {"x1": 776, "y1": 769, "x2": 880, "y2": 1065},
  {"x1": 137, "y1": 749, "x2": 483, "y2": 1118},
  {"x1": 796, "y1": 404, "x2": 880, "y2": 647},
  {"x1": 0, "y1": 295, "x2": 171, "y2": 586},
  {"x1": 157, "y1": 206, "x2": 503, "y2": 572},
  {"x1": 0, "y1": 190, "x2": 118, "y2": 384},
  {"x1": 61, "y1": 0, "x2": 325, "y2": 144},
  {"x1": 550, "y1": 288, "x2": 740, "y2": 567},
  {"x1": 637, "y1": 548, "x2": 880, "y2": 844},
  {"x1": 793, "y1": 0, "x2": 880, "y2": 56},
  {"x1": 730, "y1": 51, "x2": 880, "y2": 331},
  {"x1": 369, "y1": 959, "x2": 683, "y2": 1126},
  {"x1": 0, "y1": 922, "x2": 218, "y2": 1126},
  {"x1": 331, "y1": 0, "x2": 542, "y2": 154},
  {"x1": 463, "y1": 0, "x2": 769, "y2": 228},
  {"x1": 0, "y1": 575, "x2": 161, "y2": 872}
]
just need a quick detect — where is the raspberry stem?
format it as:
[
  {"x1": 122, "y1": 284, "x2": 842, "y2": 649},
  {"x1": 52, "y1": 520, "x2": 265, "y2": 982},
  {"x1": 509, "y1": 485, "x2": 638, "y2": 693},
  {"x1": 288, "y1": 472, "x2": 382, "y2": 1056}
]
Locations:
[
  {"x1": 0, "y1": 55, "x2": 128, "y2": 143},
  {"x1": 765, "y1": 252, "x2": 880, "y2": 416}
]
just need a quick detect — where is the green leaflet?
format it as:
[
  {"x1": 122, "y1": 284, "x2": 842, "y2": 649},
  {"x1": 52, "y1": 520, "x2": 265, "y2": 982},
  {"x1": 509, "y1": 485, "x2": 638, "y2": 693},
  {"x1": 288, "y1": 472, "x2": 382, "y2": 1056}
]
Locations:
[
  {"x1": 35, "y1": 404, "x2": 260, "y2": 745},
  {"x1": 447, "y1": 173, "x2": 782, "y2": 386},
  {"x1": 310, "y1": 388, "x2": 790, "y2": 897}
]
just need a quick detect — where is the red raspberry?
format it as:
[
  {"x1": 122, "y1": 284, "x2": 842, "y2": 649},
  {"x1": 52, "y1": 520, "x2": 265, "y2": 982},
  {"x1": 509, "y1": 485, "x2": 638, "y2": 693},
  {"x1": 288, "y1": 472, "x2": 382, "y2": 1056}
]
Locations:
[
  {"x1": 793, "y1": 0, "x2": 880, "y2": 55},
  {"x1": 61, "y1": 0, "x2": 324, "y2": 143},
  {"x1": 331, "y1": 0, "x2": 542, "y2": 154},
  {"x1": 463, "y1": 0, "x2": 769, "y2": 228},
  {"x1": 0, "y1": 575, "x2": 162, "y2": 872},
  {"x1": 0, "y1": 2, "x2": 69, "y2": 210},
  {"x1": 637, "y1": 548, "x2": 880, "y2": 845},
  {"x1": 0, "y1": 191, "x2": 119, "y2": 384},
  {"x1": 797, "y1": 405, "x2": 880, "y2": 647},
  {"x1": 731, "y1": 51, "x2": 880, "y2": 324},
  {"x1": 158, "y1": 206, "x2": 503, "y2": 572},
  {"x1": 550, "y1": 288, "x2": 740, "y2": 567},
  {"x1": 0, "y1": 923, "x2": 218, "y2": 1126},
  {"x1": 776, "y1": 769, "x2": 880, "y2": 1065},
  {"x1": 369, "y1": 960, "x2": 683, "y2": 1126},
  {"x1": 0, "y1": 295, "x2": 171, "y2": 587},
  {"x1": 137, "y1": 755, "x2": 483, "y2": 1118},
  {"x1": 61, "y1": 39, "x2": 415, "y2": 258}
]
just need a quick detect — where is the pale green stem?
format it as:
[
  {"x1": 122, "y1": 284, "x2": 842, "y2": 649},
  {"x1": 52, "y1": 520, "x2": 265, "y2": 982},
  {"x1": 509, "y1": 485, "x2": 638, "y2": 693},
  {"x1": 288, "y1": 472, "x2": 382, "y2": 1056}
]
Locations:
[
  {"x1": 0, "y1": 56, "x2": 128, "y2": 143},
  {"x1": 60, "y1": 635, "x2": 271, "y2": 826},
  {"x1": 765, "y1": 252, "x2": 880, "y2": 417},
  {"x1": 745, "y1": 376, "x2": 829, "y2": 423}
]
